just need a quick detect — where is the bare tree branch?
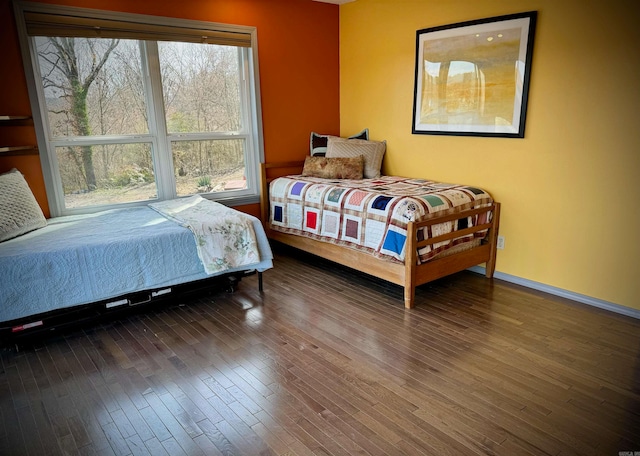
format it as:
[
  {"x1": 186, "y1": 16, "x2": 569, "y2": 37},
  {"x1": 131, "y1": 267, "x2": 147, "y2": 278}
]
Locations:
[{"x1": 83, "y1": 39, "x2": 120, "y2": 93}]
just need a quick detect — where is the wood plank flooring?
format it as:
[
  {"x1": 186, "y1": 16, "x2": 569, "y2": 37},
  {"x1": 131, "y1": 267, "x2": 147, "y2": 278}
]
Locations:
[{"x1": 1, "y1": 244, "x2": 639, "y2": 455}]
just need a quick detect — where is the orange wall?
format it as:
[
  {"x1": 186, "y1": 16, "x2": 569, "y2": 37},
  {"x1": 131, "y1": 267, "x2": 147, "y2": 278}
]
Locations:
[{"x1": 0, "y1": 0, "x2": 340, "y2": 217}]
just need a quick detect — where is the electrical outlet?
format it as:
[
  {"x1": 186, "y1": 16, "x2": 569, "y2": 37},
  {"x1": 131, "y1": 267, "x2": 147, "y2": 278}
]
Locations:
[{"x1": 497, "y1": 235, "x2": 505, "y2": 250}]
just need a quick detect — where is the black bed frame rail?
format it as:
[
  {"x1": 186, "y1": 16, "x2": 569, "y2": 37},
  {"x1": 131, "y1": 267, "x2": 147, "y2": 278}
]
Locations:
[{"x1": 0, "y1": 270, "x2": 262, "y2": 346}]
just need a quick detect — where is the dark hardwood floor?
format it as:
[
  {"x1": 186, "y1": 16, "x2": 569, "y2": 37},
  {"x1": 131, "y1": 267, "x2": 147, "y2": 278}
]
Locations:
[{"x1": 1, "y1": 245, "x2": 639, "y2": 455}]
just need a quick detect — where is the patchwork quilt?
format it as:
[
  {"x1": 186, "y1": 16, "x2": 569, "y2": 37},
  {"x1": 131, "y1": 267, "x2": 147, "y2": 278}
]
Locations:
[{"x1": 269, "y1": 175, "x2": 493, "y2": 264}]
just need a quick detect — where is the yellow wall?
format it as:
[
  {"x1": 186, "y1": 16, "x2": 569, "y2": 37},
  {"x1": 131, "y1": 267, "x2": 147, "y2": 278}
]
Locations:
[{"x1": 340, "y1": 0, "x2": 640, "y2": 311}]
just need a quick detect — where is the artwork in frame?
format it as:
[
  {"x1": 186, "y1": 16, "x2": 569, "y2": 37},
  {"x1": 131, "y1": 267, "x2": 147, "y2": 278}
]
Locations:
[{"x1": 412, "y1": 11, "x2": 537, "y2": 138}]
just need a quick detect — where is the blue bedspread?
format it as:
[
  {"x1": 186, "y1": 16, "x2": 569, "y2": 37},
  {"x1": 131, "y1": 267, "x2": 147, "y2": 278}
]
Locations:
[{"x1": 0, "y1": 206, "x2": 273, "y2": 323}]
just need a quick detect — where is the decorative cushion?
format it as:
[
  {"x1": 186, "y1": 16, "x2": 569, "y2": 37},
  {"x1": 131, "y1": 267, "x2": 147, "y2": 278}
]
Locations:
[
  {"x1": 326, "y1": 136, "x2": 386, "y2": 178},
  {"x1": 310, "y1": 128, "x2": 369, "y2": 156},
  {"x1": 0, "y1": 169, "x2": 47, "y2": 242},
  {"x1": 301, "y1": 156, "x2": 364, "y2": 180}
]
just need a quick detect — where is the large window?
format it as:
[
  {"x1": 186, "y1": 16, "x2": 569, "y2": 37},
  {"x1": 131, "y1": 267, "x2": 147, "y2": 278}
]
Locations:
[{"x1": 16, "y1": 4, "x2": 263, "y2": 215}]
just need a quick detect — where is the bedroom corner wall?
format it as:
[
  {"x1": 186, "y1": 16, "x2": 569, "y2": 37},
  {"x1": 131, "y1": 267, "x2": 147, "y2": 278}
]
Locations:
[
  {"x1": 0, "y1": 0, "x2": 341, "y2": 219},
  {"x1": 339, "y1": 0, "x2": 640, "y2": 311}
]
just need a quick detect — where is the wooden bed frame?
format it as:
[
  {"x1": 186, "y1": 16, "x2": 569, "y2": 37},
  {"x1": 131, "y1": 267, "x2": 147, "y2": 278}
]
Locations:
[{"x1": 260, "y1": 162, "x2": 501, "y2": 309}]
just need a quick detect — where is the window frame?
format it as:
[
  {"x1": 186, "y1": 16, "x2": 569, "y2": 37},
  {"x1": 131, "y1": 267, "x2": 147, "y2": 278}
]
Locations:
[{"x1": 14, "y1": 1, "x2": 264, "y2": 216}]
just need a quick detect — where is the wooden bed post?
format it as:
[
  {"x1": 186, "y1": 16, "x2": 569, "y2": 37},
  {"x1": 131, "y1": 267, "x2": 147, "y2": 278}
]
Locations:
[
  {"x1": 404, "y1": 221, "x2": 417, "y2": 309},
  {"x1": 484, "y1": 202, "x2": 501, "y2": 278},
  {"x1": 259, "y1": 163, "x2": 269, "y2": 226}
]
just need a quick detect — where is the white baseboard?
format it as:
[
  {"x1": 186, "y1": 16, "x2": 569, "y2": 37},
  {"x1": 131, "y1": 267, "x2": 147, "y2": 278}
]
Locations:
[{"x1": 468, "y1": 266, "x2": 640, "y2": 320}]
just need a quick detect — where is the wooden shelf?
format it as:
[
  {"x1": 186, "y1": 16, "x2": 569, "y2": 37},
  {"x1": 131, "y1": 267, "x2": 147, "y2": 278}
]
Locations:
[
  {"x1": 0, "y1": 145, "x2": 38, "y2": 155},
  {"x1": 0, "y1": 115, "x2": 34, "y2": 126},
  {"x1": 0, "y1": 115, "x2": 30, "y2": 121},
  {"x1": 0, "y1": 115, "x2": 37, "y2": 155}
]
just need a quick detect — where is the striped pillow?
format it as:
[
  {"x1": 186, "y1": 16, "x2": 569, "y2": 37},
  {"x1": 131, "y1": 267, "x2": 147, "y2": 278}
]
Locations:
[{"x1": 309, "y1": 128, "x2": 369, "y2": 156}]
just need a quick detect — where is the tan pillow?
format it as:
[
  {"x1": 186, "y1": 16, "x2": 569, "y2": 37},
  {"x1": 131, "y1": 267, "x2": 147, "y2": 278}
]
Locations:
[
  {"x1": 301, "y1": 156, "x2": 364, "y2": 180},
  {"x1": 326, "y1": 136, "x2": 386, "y2": 178},
  {"x1": 0, "y1": 169, "x2": 47, "y2": 242}
]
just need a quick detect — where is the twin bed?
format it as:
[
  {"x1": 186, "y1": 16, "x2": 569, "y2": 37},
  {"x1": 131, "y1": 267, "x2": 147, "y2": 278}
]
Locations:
[
  {"x1": 0, "y1": 185, "x2": 273, "y2": 339},
  {"x1": 260, "y1": 160, "x2": 500, "y2": 309}
]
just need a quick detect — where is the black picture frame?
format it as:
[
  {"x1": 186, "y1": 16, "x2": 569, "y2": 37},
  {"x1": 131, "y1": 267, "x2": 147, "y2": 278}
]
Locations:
[{"x1": 412, "y1": 11, "x2": 537, "y2": 138}]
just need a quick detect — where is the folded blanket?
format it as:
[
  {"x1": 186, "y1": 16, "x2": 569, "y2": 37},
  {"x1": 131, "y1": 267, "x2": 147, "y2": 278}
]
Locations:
[{"x1": 149, "y1": 195, "x2": 260, "y2": 274}]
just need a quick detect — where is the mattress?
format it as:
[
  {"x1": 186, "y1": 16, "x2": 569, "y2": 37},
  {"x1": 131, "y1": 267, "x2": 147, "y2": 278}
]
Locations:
[
  {"x1": 0, "y1": 205, "x2": 273, "y2": 323},
  {"x1": 269, "y1": 174, "x2": 493, "y2": 264}
]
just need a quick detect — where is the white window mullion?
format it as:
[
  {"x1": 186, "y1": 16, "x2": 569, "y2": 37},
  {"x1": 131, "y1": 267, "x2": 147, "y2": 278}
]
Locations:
[
  {"x1": 239, "y1": 47, "x2": 257, "y2": 194},
  {"x1": 167, "y1": 132, "x2": 248, "y2": 142},
  {"x1": 50, "y1": 135, "x2": 154, "y2": 147},
  {"x1": 25, "y1": 36, "x2": 66, "y2": 216},
  {"x1": 141, "y1": 41, "x2": 176, "y2": 200}
]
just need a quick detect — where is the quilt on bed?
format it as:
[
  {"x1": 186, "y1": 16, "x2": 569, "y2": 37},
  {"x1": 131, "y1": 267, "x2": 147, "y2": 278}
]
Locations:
[
  {"x1": 269, "y1": 175, "x2": 493, "y2": 264},
  {"x1": 149, "y1": 196, "x2": 260, "y2": 274},
  {"x1": 0, "y1": 205, "x2": 273, "y2": 323}
]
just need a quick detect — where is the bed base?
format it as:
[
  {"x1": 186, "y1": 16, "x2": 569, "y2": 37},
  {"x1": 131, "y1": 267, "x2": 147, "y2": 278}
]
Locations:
[
  {"x1": 260, "y1": 162, "x2": 501, "y2": 309},
  {"x1": 0, "y1": 270, "x2": 262, "y2": 345}
]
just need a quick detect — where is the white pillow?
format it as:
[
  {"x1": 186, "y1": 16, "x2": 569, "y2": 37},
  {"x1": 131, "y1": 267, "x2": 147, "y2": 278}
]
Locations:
[
  {"x1": 326, "y1": 136, "x2": 386, "y2": 178},
  {"x1": 0, "y1": 169, "x2": 47, "y2": 242}
]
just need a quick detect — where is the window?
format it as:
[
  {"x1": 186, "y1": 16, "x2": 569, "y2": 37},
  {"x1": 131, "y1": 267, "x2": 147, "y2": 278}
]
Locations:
[{"x1": 16, "y1": 3, "x2": 263, "y2": 216}]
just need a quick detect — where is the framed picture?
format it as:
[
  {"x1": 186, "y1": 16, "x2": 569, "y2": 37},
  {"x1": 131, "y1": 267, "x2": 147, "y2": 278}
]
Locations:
[{"x1": 412, "y1": 11, "x2": 537, "y2": 138}]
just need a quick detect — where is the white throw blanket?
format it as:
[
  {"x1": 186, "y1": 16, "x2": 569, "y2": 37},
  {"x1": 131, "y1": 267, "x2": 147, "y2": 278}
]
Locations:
[{"x1": 149, "y1": 195, "x2": 260, "y2": 274}]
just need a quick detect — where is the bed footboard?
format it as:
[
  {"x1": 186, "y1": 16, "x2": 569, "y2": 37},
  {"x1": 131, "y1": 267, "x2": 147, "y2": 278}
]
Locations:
[{"x1": 403, "y1": 201, "x2": 500, "y2": 308}]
